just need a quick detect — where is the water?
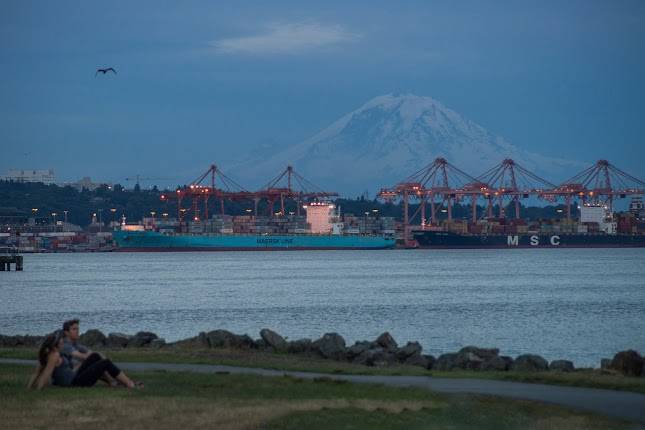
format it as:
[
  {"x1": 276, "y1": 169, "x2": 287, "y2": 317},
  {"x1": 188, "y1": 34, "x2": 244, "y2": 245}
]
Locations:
[{"x1": 1, "y1": 249, "x2": 644, "y2": 367}]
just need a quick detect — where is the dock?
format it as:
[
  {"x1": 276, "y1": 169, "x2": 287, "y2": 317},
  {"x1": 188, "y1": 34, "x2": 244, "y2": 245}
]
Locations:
[{"x1": 0, "y1": 255, "x2": 23, "y2": 271}]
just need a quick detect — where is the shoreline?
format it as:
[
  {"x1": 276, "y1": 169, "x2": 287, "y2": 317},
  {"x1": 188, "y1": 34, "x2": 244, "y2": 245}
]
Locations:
[{"x1": 2, "y1": 328, "x2": 643, "y2": 379}]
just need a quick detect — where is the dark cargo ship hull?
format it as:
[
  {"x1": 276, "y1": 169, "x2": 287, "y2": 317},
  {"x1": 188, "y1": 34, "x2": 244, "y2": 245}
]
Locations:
[{"x1": 413, "y1": 231, "x2": 645, "y2": 248}]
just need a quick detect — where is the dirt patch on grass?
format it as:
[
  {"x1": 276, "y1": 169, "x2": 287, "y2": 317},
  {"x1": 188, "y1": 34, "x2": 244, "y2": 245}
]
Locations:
[{"x1": 1, "y1": 397, "x2": 441, "y2": 430}]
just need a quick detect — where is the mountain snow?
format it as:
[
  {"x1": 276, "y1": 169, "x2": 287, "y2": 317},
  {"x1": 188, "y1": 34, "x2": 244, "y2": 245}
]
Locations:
[{"x1": 237, "y1": 94, "x2": 584, "y2": 196}]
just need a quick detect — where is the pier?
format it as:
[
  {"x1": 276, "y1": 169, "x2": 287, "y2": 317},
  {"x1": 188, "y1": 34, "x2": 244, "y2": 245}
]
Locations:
[{"x1": 0, "y1": 255, "x2": 23, "y2": 271}]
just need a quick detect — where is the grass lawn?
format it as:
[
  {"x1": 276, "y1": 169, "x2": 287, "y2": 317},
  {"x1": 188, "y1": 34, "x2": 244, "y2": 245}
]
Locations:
[
  {"x1": 2, "y1": 346, "x2": 645, "y2": 395},
  {"x1": 0, "y1": 363, "x2": 635, "y2": 430}
]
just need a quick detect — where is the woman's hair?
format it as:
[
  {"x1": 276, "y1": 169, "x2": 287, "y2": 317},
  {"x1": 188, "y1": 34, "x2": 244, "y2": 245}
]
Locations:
[{"x1": 37, "y1": 330, "x2": 63, "y2": 367}]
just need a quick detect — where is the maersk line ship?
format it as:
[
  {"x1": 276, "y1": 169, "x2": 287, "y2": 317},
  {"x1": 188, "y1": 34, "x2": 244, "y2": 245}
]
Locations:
[
  {"x1": 113, "y1": 230, "x2": 395, "y2": 251},
  {"x1": 112, "y1": 202, "x2": 395, "y2": 251}
]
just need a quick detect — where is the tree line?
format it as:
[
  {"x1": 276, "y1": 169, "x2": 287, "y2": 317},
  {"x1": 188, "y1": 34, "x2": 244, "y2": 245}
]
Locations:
[{"x1": 0, "y1": 180, "x2": 577, "y2": 227}]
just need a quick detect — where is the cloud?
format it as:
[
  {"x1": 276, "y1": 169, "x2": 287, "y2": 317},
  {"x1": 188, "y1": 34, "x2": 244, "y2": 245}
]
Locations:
[{"x1": 211, "y1": 22, "x2": 359, "y2": 55}]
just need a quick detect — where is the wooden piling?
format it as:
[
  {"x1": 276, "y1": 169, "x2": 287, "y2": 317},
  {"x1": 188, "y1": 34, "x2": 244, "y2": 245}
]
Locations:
[{"x1": 0, "y1": 255, "x2": 23, "y2": 271}]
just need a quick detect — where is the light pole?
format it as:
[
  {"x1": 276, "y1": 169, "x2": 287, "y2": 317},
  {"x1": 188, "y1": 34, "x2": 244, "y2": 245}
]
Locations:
[
  {"x1": 51, "y1": 212, "x2": 57, "y2": 231},
  {"x1": 150, "y1": 211, "x2": 156, "y2": 229},
  {"x1": 98, "y1": 209, "x2": 103, "y2": 233},
  {"x1": 364, "y1": 211, "x2": 369, "y2": 234},
  {"x1": 63, "y1": 210, "x2": 68, "y2": 232},
  {"x1": 110, "y1": 208, "x2": 117, "y2": 227}
]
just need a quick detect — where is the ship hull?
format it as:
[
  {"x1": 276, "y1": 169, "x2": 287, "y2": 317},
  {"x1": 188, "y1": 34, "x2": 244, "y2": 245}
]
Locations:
[
  {"x1": 413, "y1": 231, "x2": 645, "y2": 249},
  {"x1": 113, "y1": 231, "x2": 396, "y2": 251}
]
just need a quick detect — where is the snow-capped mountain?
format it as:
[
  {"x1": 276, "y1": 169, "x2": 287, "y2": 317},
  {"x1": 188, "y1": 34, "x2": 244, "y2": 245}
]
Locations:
[{"x1": 238, "y1": 94, "x2": 583, "y2": 195}]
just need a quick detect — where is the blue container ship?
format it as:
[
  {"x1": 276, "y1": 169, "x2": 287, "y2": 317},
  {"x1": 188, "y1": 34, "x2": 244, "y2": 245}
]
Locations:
[{"x1": 112, "y1": 230, "x2": 395, "y2": 251}]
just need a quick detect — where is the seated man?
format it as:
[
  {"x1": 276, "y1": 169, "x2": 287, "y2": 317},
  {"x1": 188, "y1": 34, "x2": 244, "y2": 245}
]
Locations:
[{"x1": 62, "y1": 319, "x2": 117, "y2": 386}]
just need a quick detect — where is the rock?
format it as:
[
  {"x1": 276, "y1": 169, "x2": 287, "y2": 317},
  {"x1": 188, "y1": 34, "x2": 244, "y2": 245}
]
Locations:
[
  {"x1": 549, "y1": 360, "x2": 575, "y2": 372},
  {"x1": 434, "y1": 353, "x2": 460, "y2": 371},
  {"x1": 150, "y1": 338, "x2": 166, "y2": 348},
  {"x1": 424, "y1": 354, "x2": 436, "y2": 370},
  {"x1": 0, "y1": 335, "x2": 21, "y2": 347},
  {"x1": 25, "y1": 335, "x2": 44, "y2": 347},
  {"x1": 80, "y1": 329, "x2": 107, "y2": 347},
  {"x1": 458, "y1": 346, "x2": 499, "y2": 361},
  {"x1": 511, "y1": 354, "x2": 549, "y2": 372},
  {"x1": 234, "y1": 334, "x2": 256, "y2": 349},
  {"x1": 600, "y1": 358, "x2": 612, "y2": 370},
  {"x1": 346, "y1": 341, "x2": 372, "y2": 359},
  {"x1": 312, "y1": 333, "x2": 346, "y2": 360},
  {"x1": 433, "y1": 347, "x2": 504, "y2": 371},
  {"x1": 436, "y1": 351, "x2": 479, "y2": 371},
  {"x1": 207, "y1": 330, "x2": 256, "y2": 349},
  {"x1": 396, "y1": 342, "x2": 423, "y2": 361},
  {"x1": 260, "y1": 329, "x2": 287, "y2": 352},
  {"x1": 375, "y1": 332, "x2": 398, "y2": 352},
  {"x1": 461, "y1": 352, "x2": 486, "y2": 370},
  {"x1": 127, "y1": 331, "x2": 158, "y2": 348},
  {"x1": 371, "y1": 350, "x2": 397, "y2": 367},
  {"x1": 206, "y1": 330, "x2": 233, "y2": 348},
  {"x1": 0, "y1": 334, "x2": 43, "y2": 347},
  {"x1": 0, "y1": 335, "x2": 43, "y2": 348},
  {"x1": 481, "y1": 355, "x2": 513, "y2": 371},
  {"x1": 404, "y1": 353, "x2": 432, "y2": 369},
  {"x1": 106, "y1": 333, "x2": 131, "y2": 348},
  {"x1": 171, "y1": 332, "x2": 210, "y2": 349},
  {"x1": 255, "y1": 339, "x2": 270, "y2": 351},
  {"x1": 287, "y1": 339, "x2": 312, "y2": 354},
  {"x1": 610, "y1": 350, "x2": 644, "y2": 377},
  {"x1": 353, "y1": 347, "x2": 396, "y2": 367}
]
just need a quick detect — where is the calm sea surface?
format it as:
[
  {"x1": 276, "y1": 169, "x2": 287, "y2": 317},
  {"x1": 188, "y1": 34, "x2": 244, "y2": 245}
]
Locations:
[{"x1": 1, "y1": 249, "x2": 644, "y2": 367}]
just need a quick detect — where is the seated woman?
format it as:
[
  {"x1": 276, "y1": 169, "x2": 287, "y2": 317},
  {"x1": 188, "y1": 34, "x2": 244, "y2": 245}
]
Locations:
[{"x1": 28, "y1": 330, "x2": 143, "y2": 390}]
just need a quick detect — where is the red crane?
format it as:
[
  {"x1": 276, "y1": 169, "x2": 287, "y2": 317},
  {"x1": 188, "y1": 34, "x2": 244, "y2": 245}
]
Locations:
[
  {"x1": 160, "y1": 164, "x2": 255, "y2": 224},
  {"x1": 475, "y1": 159, "x2": 556, "y2": 219},
  {"x1": 549, "y1": 160, "x2": 645, "y2": 219},
  {"x1": 254, "y1": 165, "x2": 338, "y2": 216},
  {"x1": 378, "y1": 157, "x2": 489, "y2": 246}
]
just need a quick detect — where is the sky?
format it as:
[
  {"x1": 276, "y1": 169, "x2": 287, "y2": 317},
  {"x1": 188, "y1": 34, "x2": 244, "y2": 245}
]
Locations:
[{"x1": 1, "y1": 0, "x2": 644, "y2": 190}]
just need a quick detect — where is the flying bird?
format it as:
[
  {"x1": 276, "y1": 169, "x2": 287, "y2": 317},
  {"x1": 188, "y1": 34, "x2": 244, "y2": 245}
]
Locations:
[{"x1": 95, "y1": 67, "x2": 117, "y2": 76}]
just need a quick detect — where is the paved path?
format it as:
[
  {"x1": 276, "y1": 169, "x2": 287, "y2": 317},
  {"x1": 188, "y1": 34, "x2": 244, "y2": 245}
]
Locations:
[{"x1": 3, "y1": 358, "x2": 644, "y2": 424}]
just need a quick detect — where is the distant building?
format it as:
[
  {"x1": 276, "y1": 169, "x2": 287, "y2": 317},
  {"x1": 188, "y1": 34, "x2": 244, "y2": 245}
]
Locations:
[
  {"x1": 4, "y1": 169, "x2": 55, "y2": 185},
  {"x1": 68, "y1": 176, "x2": 111, "y2": 191}
]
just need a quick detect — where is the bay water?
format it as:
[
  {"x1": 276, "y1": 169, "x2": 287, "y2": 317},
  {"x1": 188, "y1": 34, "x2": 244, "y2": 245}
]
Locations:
[{"x1": 1, "y1": 249, "x2": 643, "y2": 367}]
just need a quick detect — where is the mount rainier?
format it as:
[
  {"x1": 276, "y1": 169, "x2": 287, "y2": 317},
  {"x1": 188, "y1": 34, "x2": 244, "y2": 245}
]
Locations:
[{"x1": 238, "y1": 94, "x2": 583, "y2": 196}]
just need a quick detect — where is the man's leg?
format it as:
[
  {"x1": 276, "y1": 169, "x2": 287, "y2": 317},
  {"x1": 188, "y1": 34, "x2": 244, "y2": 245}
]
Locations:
[
  {"x1": 73, "y1": 358, "x2": 128, "y2": 387},
  {"x1": 74, "y1": 352, "x2": 102, "y2": 374}
]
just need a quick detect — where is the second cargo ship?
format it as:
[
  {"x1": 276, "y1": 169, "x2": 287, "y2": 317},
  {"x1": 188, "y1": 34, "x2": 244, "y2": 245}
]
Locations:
[{"x1": 413, "y1": 202, "x2": 645, "y2": 248}]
